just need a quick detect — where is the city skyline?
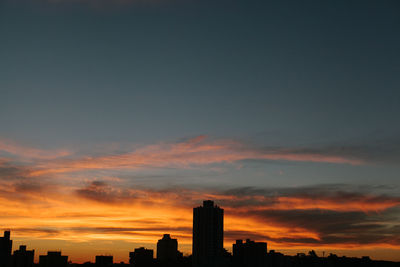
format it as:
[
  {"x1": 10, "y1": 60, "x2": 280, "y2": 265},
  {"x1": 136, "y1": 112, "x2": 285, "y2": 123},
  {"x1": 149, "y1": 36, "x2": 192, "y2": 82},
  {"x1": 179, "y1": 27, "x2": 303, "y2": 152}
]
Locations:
[
  {"x1": 2, "y1": 197, "x2": 400, "y2": 264},
  {"x1": 1, "y1": 200, "x2": 399, "y2": 266},
  {"x1": 1, "y1": 134, "x2": 400, "y2": 263},
  {"x1": 1, "y1": 0, "x2": 400, "y2": 264}
]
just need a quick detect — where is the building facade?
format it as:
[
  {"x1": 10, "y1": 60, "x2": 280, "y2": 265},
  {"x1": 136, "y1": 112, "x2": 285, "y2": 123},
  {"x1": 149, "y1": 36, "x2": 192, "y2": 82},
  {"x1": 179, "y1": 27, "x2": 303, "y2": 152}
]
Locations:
[
  {"x1": 192, "y1": 200, "x2": 224, "y2": 267},
  {"x1": 157, "y1": 234, "x2": 178, "y2": 262},
  {"x1": 0, "y1": 231, "x2": 12, "y2": 267},
  {"x1": 95, "y1": 255, "x2": 113, "y2": 267},
  {"x1": 39, "y1": 251, "x2": 68, "y2": 267},
  {"x1": 12, "y1": 245, "x2": 34, "y2": 267},
  {"x1": 129, "y1": 247, "x2": 154, "y2": 267},
  {"x1": 233, "y1": 239, "x2": 267, "y2": 267}
]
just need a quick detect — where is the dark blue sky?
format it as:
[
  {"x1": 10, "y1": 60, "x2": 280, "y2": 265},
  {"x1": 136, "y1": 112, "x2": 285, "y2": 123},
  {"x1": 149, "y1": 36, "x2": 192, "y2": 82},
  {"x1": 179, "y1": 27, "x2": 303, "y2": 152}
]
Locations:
[{"x1": 1, "y1": 0, "x2": 400, "y2": 186}]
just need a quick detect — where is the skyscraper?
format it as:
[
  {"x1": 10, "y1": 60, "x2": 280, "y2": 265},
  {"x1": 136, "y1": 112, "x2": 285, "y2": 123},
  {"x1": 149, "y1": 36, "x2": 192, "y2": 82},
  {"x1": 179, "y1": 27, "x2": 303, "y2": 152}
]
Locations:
[
  {"x1": 12, "y1": 245, "x2": 34, "y2": 267},
  {"x1": 157, "y1": 234, "x2": 178, "y2": 262},
  {"x1": 192, "y1": 200, "x2": 224, "y2": 267},
  {"x1": 0, "y1": 231, "x2": 12, "y2": 267}
]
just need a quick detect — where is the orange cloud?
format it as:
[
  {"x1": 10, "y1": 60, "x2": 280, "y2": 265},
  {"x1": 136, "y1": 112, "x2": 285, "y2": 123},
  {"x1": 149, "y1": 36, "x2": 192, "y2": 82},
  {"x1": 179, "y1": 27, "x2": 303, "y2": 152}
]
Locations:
[
  {"x1": 273, "y1": 196, "x2": 400, "y2": 213},
  {"x1": 1, "y1": 181, "x2": 400, "y2": 263},
  {"x1": 23, "y1": 136, "x2": 363, "y2": 177},
  {"x1": 0, "y1": 138, "x2": 70, "y2": 160},
  {"x1": 1, "y1": 136, "x2": 399, "y2": 262}
]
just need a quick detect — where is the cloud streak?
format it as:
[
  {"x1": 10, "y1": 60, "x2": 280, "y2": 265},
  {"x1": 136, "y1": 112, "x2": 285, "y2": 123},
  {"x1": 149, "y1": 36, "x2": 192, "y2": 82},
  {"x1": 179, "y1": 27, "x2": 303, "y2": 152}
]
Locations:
[
  {"x1": 23, "y1": 135, "x2": 364, "y2": 177},
  {"x1": 1, "y1": 136, "x2": 400, "y2": 261},
  {"x1": 0, "y1": 138, "x2": 70, "y2": 160},
  {"x1": 0, "y1": 178, "x2": 399, "y2": 263},
  {"x1": 3, "y1": 181, "x2": 399, "y2": 247}
]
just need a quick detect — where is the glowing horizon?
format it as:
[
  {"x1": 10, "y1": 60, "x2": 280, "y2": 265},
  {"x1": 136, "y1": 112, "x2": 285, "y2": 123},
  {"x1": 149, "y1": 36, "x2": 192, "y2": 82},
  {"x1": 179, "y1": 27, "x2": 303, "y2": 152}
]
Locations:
[{"x1": 1, "y1": 137, "x2": 399, "y2": 263}]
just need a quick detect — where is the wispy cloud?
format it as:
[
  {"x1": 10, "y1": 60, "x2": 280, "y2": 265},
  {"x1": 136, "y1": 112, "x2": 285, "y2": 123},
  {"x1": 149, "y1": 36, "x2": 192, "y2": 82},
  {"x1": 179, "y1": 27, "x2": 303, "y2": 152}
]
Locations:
[
  {"x1": 0, "y1": 138, "x2": 70, "y2": 160},
  {"x1": 2, "y1": 181, "x2": 399, "y2": 248},
  {"x1": 0, "y1": 174, "x2": 399, "y2": 258},
  {"x1": 76, "y1": 181, "x2": 140, "y2": 204},
  {"x1": 6, "y1": 135, "x2": 399, "y2": 179},
  {"x1": 19, "y1": 135, "x2": 365, "y2": 177},
  {"x1": 217, "y1": 185, "x2": 400, "y2": 213},
  {"x1": 1, "y1": 136, "x2": 399, "y2": 256}
]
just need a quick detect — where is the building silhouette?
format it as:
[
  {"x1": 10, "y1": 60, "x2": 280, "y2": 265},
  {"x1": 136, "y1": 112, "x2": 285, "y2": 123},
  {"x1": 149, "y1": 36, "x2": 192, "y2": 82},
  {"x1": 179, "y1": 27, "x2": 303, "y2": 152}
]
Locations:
[
  {"x1": 129, "y1": 247, "x2": 154, "y2": 267},
  {"x1": 39, "y1": 251, "x2": 68, "y2": 267},
  {"x1": 233, "y1": 239, "x2": 267, "y2": 267},
  {"x1": 192, "y1": 200, "x2": 224, "y2": 267},
  {"x1": 95, "y1": 256, "x2": 113, "y2": 267},
  {"x1": 2, "y1": 198, "x2": 400, "y2": 267},
  {"x1": 0, "y1": 231, "x2": 12, "y2": 267},
  {"x1": 157, "y1": 234, "x2": 178, "y2": 263},
  {"x1": 11, "y1": 245, "x2": 34, "y2": 267}
]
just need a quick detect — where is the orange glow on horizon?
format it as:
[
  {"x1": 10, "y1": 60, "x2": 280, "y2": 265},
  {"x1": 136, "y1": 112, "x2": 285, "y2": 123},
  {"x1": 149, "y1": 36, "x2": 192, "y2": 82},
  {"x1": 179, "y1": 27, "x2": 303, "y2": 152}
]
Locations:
[
  {"x1": 1, "y1": 185, "x2": 400, "y2": 262},
  {"x1": 0, "y1": 136, "x2": 399, "y2": 263}
]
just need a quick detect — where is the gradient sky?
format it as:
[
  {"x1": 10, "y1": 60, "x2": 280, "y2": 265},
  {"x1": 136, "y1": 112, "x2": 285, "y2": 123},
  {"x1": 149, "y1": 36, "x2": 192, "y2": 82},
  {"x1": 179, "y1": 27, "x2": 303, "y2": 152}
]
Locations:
[{"x1": 0, "y1": 0, "x2": 400, "y2": 263}]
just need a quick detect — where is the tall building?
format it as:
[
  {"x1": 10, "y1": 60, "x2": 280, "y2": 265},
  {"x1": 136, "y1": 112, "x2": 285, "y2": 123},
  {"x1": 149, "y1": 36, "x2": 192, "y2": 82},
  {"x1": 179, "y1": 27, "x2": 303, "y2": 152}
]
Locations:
[
  {"x1": 0, "y1": 231, "x2": 12, "y2": 267},
  {"x1": 192, "y1": 200, "x2": 224, "y2": 267},
  {"x1": 39, "y1": 251, "x2": 68, "y2": 267},
  {"x1": 95, "y1": 255, "x2": 113, "y2": 267},
  {"x1": 12, "y1": 245, "x2": 34, "y2": 267},
  {"x1": 129, "y1": 247, "x2": 154, "y2": 267},
  {"x1": 233, "y1": 239, "x2": 267, "y2": 267},
  {"x1": 157, "y1": 234, "x2": 178, "y2": 262}
]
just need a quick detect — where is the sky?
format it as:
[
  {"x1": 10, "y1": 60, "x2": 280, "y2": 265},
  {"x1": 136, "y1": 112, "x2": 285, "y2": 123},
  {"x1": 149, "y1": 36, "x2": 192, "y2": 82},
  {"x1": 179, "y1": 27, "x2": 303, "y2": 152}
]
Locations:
[{"x1": 0, "y1": 0, "x2": 400, "y2": 263}]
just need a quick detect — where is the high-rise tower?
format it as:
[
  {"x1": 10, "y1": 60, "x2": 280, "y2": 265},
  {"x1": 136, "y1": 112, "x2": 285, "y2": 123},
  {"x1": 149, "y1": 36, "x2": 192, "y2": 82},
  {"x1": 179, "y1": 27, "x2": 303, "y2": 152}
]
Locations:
[
  {"x1": 157, "y1": 234, "x2": 178, "y2": 262},
  {"x1": 0, "y1": 231, "x2": 12, "y2": 267},
  {"x1": 192, "y1": 200, "x2": 224, "y2": 267}
]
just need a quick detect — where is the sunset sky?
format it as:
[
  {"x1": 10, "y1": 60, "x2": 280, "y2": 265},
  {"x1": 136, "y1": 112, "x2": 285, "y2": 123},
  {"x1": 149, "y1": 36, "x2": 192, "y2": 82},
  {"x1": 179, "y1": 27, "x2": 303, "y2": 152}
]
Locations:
[{"x1": 1, "y1": 0, "x2": 400, "y2": 263}]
